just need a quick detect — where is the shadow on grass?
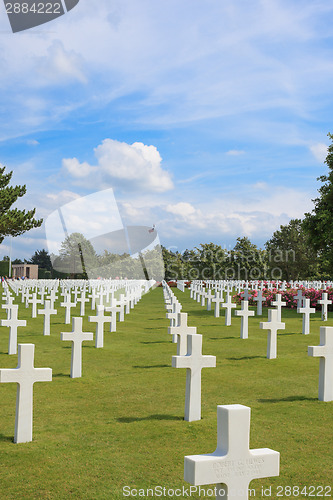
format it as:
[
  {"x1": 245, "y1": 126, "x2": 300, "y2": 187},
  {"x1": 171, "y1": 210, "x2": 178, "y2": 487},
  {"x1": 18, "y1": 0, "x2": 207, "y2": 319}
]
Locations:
[
  {"x1": 228, "y1": 355, "x2": 266, "y2": 361},
  {"x1": 117, "y1": 414, "x2": 183, "y2": 423},
  {"x1": 209, "y1": 337, "x2": 236, "y2": 340},
  {"x1": 141, "y1": 341, "x2": 169, "y2": 344},
  {"x1": 133, "y1": 364, "x2": 169, "y2": 369},
  {"x1": 53, "y1": 373, "x2": 69, "y2": 378},
  {"x1": 258, "y1": 396, "x2": 318, "y2": 403},
  {"x1": 281, "y1": 332, "x2": 300, "y2": 336},
  {"x1": 0, "y1": 433, "x2": 13, "y2": 443}
]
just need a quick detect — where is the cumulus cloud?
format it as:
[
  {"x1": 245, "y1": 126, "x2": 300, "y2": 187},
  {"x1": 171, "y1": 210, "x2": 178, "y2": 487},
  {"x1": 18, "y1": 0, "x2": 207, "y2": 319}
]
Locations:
[
  {"x1": 37, "y1": 41, "x2": 87, "y2": 85},
  {"x1": 310, "y1": 143, "x2": 328, "y2": 163},
  {"x1": 62, "y1": 139, "x2": 174, "y2": 192}
]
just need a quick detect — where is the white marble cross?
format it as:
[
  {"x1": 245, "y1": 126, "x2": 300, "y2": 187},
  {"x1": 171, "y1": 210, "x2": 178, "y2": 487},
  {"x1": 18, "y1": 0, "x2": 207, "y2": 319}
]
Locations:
[
  {"x1": 166, "y1": 301, "x2": 182, "y2": 327},
  {"x1": 184, "y1": 404, "x2": 280, "y2": 500},
  {"x1": 212, "y1": 292, "x2": 224, "y2": 318},
  {"x1": 297, "y1": 298, "x2": 316, "y2": 335},
  {"x1": 318, "y1": 292, "x2": 332, "y2": 321},
  {"x1": 205, "y1": 289, "x2": 214, "y2": 311},
  {"x1": 29, "y1": 293, "x2": 43, "y2": 319},
  {"x1": 0, "y1": 305, "x2": 27, "y2": 355},
  {"x1": 296, "y1": 289, "x2": 303, "y2": 309},
  {"x1": 222, "y1": 295, "x2": 236, "y2": 326},
  {"x1": 38, "y1": 300, "x2": 57, "y2": 336},
  {"x1": 60, "y1": 294, "x2": 77, "y2": 324},
  {"x1": 77, "y1": 290, "x2": 89, "y2": 316},
  {"x1": 253, "y1": 290, "x2": 265, "y2": 315},
  {"x1": 235, "y1": 300, "x2": 255, "y2": 339},
  {"x1": 88, "y1": 305, "x2": 111, "y2": 348},
  {"x1": 46, "y1": 289, "x2": 58, "y2": 309},
  {"x1": 61, "y1": 317, "x2": 94, "y2": 378},
  {"x1": 105, "y1": 301, "x2": 118, "y2": 332},
  {"x1": 2, "y1": 295, "x2": 14, "y2": 319},
  {"x1": 172, "y1": 334, "x2": 216, "y2": 421},
  {"x1": 271, "y1": 293, "x2": 286, "y2": 322},
  {"x1": 0, "y1": 344, "x2": 52, "y2": 443},
  {"x1": 260, "y1": 309, "x2": 285, "y2": 359},
  {"x1": 168, "y1": 312, "x2": 197, "y2": 355},
  {"x1": 243, "y1": 289, "x2": 250, "y2": 301},
  {"x1": 308, "y1": 327, "x2": 333, "y2": 401}
]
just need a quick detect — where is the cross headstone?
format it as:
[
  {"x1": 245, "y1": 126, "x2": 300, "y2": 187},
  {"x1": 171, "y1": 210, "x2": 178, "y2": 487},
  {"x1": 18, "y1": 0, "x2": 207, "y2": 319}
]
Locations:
[
  {"x1": 297, "y1": 298, "x2": 316, "y2": 335},
  {"x1": 318, "y1": 292, "x2": 332, "y2": 322},
  {"x1": 243, "y1": 289, "x2": 250, "y2": 301},
  {"x1": 0, "y1": 344, "x2": 52, "y2": 443},
  {"x1": 2, "y1": 295, "x2": 14, "y2": 319},
  {"x1": 212, "y1": 292, "x2": 224, "y2": 318},
  {"x1": 308, "y1": 326, "x2": 333, "y2": 401},
  {"x1": 88, "y1": 305, "x2": 111, "y2": 348},
  {"x1": 61, "y1": 317, "x2": 94, "y2": 378},
  {"x1": 296, "y1": 289, "x2": 303, "y2": 309},
  {"x1": 29, "y1": 293, "x2": 43, "y2": 318},
  {"x1": 184, "y1": 404, "x2": 280, "y2": 500},
  {"x1": 60, "y1": 294, "x2": 77, "y2": 324},
  {"x1": 0, "y1": 305, "x2": 27, "y2": 355},
  {"x1": 222, "y1": 295, "x2": 236, "y2": 326},
  {"x1": 172, "y1": 334, "x2": 216, "y2": 421},
  {"x1": 38, "y1": 300, "x2": 57, "y2": 336},
  {"x1": 105, "y1": 301, "x2": 118, "y2": 332},
  {"x1": 271, "y1": 293, "x2": 286, "y2": 322},
  {"x1": 260, "y1": 309, "x2": 285, "y2": 359},
  {"x1": 77, "y1": 290, "x2": 89, "y2": 316},
  {"x1": 253, "y1": 290, "x2": 265, "y2": 316},
  {"x1": 205, "y1": 289, "x2": 214, "y2": 311},
  {"x1": 168, "y1": 312, "x2": 197, "y2": 355},
  {"x1": 235, "y1": 301, "x2": 255, "y2": 339}
]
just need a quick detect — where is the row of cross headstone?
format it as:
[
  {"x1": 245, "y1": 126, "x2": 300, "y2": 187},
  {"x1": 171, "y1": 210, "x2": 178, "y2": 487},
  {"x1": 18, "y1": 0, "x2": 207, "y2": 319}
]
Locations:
[
  {"x1": 170, "y1": 281, "x2": 333, "y2": 499},
  {"x1": 180, "y1": 282, "x2": 333, "y2": 401},
  {"x1": 162, "y1": 281, "x2": 281, "y2": 499},
  {"x1": 0, "y1": 279, "x2": 156, "y2": 444},
  {"x1": 185, "y1": 278, "x2": 333, "y2": 292}
]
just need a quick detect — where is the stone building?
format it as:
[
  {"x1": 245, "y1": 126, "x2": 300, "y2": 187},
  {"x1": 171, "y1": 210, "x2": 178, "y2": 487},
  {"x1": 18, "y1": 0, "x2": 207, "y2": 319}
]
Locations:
[{"x1": 12, "y1": 264, "x2": 38, "y2": 279}]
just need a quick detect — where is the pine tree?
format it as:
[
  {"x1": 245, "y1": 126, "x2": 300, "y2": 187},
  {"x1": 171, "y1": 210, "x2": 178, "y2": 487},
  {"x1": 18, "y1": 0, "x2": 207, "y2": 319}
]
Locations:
[{"x1": 0, "y1": 166, "x2": 43, "y2": 243}]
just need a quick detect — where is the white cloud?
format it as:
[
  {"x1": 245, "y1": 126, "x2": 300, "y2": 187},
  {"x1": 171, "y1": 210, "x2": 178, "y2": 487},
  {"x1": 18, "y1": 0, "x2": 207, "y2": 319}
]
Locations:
[
  {"x1": 37, "y1": 41, "x2": 87, "y2": 85},
  {"x1": 62, "y1": 139, "x2": 174, "y2": 192},
  {"x1": 310, "y1": 143, "x2": 328, "y2": 163},
  {"x1": 226, "y1": 150, "x2": 245, "y2": 156}
]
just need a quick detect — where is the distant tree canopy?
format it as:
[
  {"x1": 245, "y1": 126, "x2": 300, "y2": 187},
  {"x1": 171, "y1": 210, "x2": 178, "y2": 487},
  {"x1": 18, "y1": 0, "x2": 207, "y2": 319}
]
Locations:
[
  {"x1": 303, "y1": 132, "x2": 333, "y2": 274},
  {"x1": 0, "y1": 166, "x2": 42, "y2": 243},
  {"x1": 27, "y1": 249, "x2": 52, "y2": 271},
  {"x1": 265, "y1": 219, "x2": 320, "y2": 281}
]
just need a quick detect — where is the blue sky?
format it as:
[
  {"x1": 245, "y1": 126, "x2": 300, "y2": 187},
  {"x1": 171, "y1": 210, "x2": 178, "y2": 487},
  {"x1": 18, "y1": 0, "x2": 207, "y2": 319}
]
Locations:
[{"x1": 0, "y1": 0, "x2": 332, "y2": 260}]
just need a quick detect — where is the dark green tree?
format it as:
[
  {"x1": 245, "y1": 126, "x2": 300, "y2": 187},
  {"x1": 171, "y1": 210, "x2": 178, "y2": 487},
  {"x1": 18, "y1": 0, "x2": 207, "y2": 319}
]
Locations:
[
  {"x1": 27, "y1": 249, "x2": 52, "y2": 271},
  {"x1": 303, "y1": 133, "x2": 333, "y2": 275},
  {"x1": 0, "y1": 166, "x2": 42, "y2": 243},
  {"x1": 55, "y1": 232, "x2": 98, "y2": 278},
  {"x1": 265, "y1": 219, "x2": 320, "y2": 280},
  {"x1": 228, "y1": 237, "x2": 266, "y2": 279}
]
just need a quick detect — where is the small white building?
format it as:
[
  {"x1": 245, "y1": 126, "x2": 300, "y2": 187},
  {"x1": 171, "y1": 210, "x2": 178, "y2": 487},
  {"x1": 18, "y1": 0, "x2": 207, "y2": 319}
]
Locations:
[{"x1": 12, "y1": 264, "x2": 38, "y2": 279}]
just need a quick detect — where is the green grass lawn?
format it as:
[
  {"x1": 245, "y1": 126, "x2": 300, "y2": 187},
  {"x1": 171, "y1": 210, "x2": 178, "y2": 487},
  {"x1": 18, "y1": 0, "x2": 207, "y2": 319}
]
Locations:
[{"x1": 0, "y1": 286, "x2": 332, "y2": 500}]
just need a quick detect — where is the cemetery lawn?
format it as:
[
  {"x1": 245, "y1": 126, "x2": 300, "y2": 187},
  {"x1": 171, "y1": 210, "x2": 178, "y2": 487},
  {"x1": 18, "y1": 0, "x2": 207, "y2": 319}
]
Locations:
[{"x1": 0, "y1": 287, "x2": 332, "y2": 500}]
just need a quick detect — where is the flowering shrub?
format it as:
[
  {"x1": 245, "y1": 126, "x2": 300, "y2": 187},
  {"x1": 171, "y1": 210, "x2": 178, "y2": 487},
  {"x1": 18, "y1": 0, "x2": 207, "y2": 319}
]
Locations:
[{"x1": 233, "y1": 287, "x2": 333, "y2": 310}]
